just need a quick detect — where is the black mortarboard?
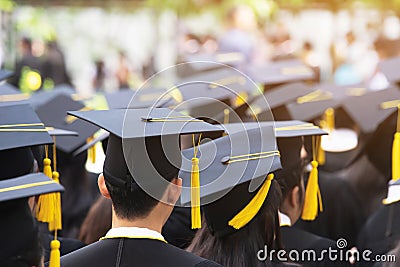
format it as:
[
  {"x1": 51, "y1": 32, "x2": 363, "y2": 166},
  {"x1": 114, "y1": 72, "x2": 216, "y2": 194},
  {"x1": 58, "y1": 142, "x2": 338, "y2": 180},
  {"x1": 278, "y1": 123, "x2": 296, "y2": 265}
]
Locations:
[
  {"x1": 378, "y1": 57, "x2": 400, "y2": 85},
  {"x1": 342, "y1": 87, "x2": 400, "y2": 134},
  {"x1": 32, "y1": 91, "x2": 99, "y2": 153},
  {"x1": 0, "y1": 173, "x2": 64, "y2": 202},
  {"x1": 68, "y1": 108, "x2": 224, "y2": 198},
  {"x1": 0, "y1": 104, "x2": 53, "y2": 152},
  {"x1": 104, "y1": 88, "x2": 173, "y2": 109},
  {"x1": 174, "y1": 67, "x2": 260, "y2": 119},
  {"x1": 179, "y1": 126, "x2": 281, "y2": 236},
  {"x1": 0, "y1": 83, "x2": 30, "y2": 106},
  {"x1": 245, "y1": 82, "x2": 313, "y2": 120},
  {"x1": 217, "y1": 120, "x2": 327, "y2": 138},
  {"x1": 244, "y1": 59, "x2": 316, "y2": 87},
  {"x1": 286, "y1": 82, "x2": 367, "y2": 122}
]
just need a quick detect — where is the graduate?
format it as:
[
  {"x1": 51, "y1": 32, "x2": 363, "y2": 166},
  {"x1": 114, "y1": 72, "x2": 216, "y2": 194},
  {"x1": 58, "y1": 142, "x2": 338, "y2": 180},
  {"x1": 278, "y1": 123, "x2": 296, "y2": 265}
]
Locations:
[
  {"x1": 0, "y1": 104, "x2": 65, "y2": 266},
  {"x1": 183, "y1": 125, "x2": 294, "y2": 266},
  {"x1": 60, "y1": 108, "x2": 223, "y2": 267}
]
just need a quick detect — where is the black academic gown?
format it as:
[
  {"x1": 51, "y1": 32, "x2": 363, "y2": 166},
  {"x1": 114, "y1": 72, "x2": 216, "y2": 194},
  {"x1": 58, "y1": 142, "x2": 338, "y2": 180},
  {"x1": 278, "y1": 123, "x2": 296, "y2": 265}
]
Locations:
[
  {"x1": 295, "y1": 171, "x2": 365, "y2": 247},
  {"x1": 40, "y1": 232, "x2": 85, "y2": 262},
  {"x1": 356, "y1": 201, "x2": 400, "y2": 267},
  {"x1": 162, "y1": 206, "x2": 196, "y2": 249},
  {"x1": 60, "y1": 238, "x2": 222, "y2": 267},
  {"x1": 281, "y1": 226, "x2": 351, "y2": 266}
]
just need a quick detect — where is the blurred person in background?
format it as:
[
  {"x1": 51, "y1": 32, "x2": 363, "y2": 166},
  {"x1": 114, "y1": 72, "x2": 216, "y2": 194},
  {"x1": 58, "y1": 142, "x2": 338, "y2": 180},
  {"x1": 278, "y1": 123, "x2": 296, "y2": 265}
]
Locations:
[
  {"x1": 10, "y1": 37, "x2": 44, "y2": 93},
  {"x1": 79, "y1": 196, "x2": 112, "y2": 245},
  {"x1": 115, "y1": 51, "x2": 132, "y2": 89},
  {"x1": 218, "y1": 5, "x2": 258, "y2": 63},
  {"x1": 42, "y1": 41, "x2": 71, "y2": 89}
]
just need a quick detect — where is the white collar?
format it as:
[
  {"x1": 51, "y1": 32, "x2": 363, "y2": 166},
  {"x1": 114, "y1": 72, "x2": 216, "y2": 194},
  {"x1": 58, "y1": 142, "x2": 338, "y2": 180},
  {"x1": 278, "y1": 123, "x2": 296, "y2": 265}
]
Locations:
[
  {"x1": 278, "y1": 211, "x2": 292, "y2": 227},
  {"x1": 103, "y1": 227, "x2": 166, "y2": 242}
]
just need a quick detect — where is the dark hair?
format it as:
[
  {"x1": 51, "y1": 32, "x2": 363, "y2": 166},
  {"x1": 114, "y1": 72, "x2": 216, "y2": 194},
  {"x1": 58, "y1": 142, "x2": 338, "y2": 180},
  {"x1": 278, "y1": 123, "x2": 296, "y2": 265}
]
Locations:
[
  {"x1": 187, "y1": 179, "x2": 282, "y2": 267},
  {"x1": 105, "y1": 177, "x2": 168, "y2": 220},
  {"x1": 275, "y1": 137, "x2": 305, "y2": 202},
  {"x1": 79, "y1": 196, "x2": 112, "y2": 244},
  {"x1": 0, "y1": 227, "x2": 43, "y2": 267}
]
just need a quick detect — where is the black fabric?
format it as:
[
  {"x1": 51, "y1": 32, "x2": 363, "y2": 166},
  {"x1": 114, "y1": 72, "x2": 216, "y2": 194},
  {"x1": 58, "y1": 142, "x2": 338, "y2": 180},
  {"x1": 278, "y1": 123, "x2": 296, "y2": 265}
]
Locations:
[
  {"x1": 281, "y1": 226, "x2": 351, "y2": 267},
  {"x1": 356, "y1": 202, "x2": 400, "y2": 267},
  {"x1": 0, "y1": 147, "x2": 33, "y2": 180},
  {"x1": 40, "y1": 233, "x2": 85, "y2": 263},
  {"x1": 295, "y1": 171, "x2": 365, "y2": 247},
  {"x1": 162, "y1": 206, "x2": 196, "y2": 249},
  {"x1": 0, "y1": 200, "x2": 38, "y2": 261},
  {"x1": 59, "y1": 238, "x2": 222, "y2": 267}
]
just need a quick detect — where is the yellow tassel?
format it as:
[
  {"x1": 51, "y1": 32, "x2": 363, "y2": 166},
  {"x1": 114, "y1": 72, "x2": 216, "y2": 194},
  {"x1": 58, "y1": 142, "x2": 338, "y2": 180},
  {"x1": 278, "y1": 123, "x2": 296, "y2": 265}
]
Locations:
[
  {"x1": 191, "y1": 157, "x2": 201, "y2": 229},
  {"x1": 301, "y1": 160, "x2": 322, "y2": 220},
  {"x1": 325, "y1": 108, "x2": 335, "y2": 133},
  {"x1": 229, "y1": 174, "x2": 274, "y2": 229},
  {"x1": 317, "y1": 135, "x2": 325, "y2": 166},
  {"x1": 48, "y1": 171, "x2": 62, "y2": 231},
  {"x1": 43, "y1": 157, "x2": 52, "y2": 178},
  {"x1": 393, "y1": 105, "x2": 400, "y2": 181},
  {"x1": 49, "y1": 240, "x2": 60, "y2": 267},
  {"x1": 87, "y1": 137, "x2": 96, "y2": 164}
]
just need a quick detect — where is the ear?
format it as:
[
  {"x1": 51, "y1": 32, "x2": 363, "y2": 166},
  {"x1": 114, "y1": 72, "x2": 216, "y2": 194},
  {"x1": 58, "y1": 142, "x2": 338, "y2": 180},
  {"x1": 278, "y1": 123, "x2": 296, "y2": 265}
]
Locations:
[
  {"x1": 165, "y1": 177, "x2": 182, "y2": 205},
  {"x1": 289, "y1": 185, "x2": 301, "y2": 209},
  {"x1": 98, "y1": 173, "x2": 111, "y2": 199}
]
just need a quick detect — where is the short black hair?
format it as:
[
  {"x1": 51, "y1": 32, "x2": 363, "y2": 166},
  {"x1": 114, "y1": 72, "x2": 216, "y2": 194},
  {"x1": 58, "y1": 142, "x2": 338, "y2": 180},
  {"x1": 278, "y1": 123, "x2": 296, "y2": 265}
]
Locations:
[{"x1": 105, "y1": 177, "x2": 166, "y2": 219}]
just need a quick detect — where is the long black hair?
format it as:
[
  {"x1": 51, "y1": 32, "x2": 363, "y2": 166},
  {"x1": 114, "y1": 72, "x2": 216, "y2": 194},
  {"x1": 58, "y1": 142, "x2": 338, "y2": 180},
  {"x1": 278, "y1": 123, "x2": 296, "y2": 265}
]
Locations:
[{"x1": 187, "y1": 179, "x2": 283, "y2": 267}]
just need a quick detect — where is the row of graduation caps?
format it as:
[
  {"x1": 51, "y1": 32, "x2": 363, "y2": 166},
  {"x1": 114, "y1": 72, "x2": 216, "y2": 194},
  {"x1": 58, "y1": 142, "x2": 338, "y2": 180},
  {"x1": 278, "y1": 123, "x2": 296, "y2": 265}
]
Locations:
[{"x1": 0, "y1": 55, "x2": 399, "y2": 266}]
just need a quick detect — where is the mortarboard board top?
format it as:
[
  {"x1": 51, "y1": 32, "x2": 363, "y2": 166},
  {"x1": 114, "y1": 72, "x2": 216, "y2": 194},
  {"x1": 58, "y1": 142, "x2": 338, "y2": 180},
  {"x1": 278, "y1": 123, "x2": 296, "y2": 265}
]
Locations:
[
  {"x1": 244, "y1": 59, "x2": 315, "y2": 86},
  {"x1": 0, "y1": 173, "x2": 64, "y2": 202},
  {"x1": 342, "y1": 87, "x2": 400, "y2": 134},
  {"x1": 32, "y1": 91, "x2": 99, "y2": 153},
  {"x1": 378, "y1": 57, "x2": 400, "y2": 84},
  {"x1": 104, "y1": 88, "x2": 173, "y2": 109},
  {"x1": 217, "y1": 120, "x2": 327, "y2": 138},
  {"x1": 68, "y1": 108, "x2": 224, "y2": 139},
  {"x1": 0, "y1": 104, "x2": 53, "y2": 151},
  {"x1": 286, "y1": 82, "x2": 369, "y2": 121}
]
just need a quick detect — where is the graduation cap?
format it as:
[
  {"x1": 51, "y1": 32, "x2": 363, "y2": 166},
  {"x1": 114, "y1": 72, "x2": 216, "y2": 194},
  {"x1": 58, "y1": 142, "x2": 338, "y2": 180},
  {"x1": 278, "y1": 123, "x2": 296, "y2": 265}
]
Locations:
[
  {"x1": 342, "y1": 87, "x2": 400, "y2": 134},
  {"x1": 67, "y1": 108, "x2": 224, "y2": 227},
  {"x1": 243, "y1": 82, "x2": 313, "y2": 121},
  {"x1": 216, "y1": 120, "x2": 326, "y2": 221},
  {"x1": 32, "y1": 91, "x2": 99, "y2": 154},
  {"x1": 378, "y1": 57, "x2": 400, "y2": 85},
  {"x1": 286, "y1": 82, "x2": 368, "y2": 122},
  {"x1": 179, "y1": 126, "x2": 281, "y2": 236},
  {"x1": 104, "y1": 88, "x2": 173, "y2": 109},
  {"x1": 0, "y1": 173, "x2": 64, "y2": 263},
  {"x1": 174, "y1": 67, "x2": 260, "y2": 119},
  {"x1": 243, "y1": 59, "x2": 316, "y2": 87},
  {"x1": 182, "y1": 52, "x2": 245, "y2": 71}
]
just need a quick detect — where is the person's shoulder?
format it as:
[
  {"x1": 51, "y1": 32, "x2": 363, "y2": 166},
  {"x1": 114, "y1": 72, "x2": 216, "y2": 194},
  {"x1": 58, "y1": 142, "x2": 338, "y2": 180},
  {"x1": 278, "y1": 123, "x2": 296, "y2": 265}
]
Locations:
[
  {"x1": 282, "y1": 226, "x2": 336, "y2": 249},
  {"x1": 60, "y1": 239, "x2": 118, "y2": 267},
  {"x1": 162, "y1": 242, "x2": 222, "y2": 266}
]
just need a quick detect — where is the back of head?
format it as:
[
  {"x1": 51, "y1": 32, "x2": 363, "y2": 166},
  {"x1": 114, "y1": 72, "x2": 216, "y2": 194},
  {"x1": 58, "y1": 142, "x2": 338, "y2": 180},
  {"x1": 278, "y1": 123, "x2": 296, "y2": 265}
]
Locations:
[
  {"x1": 274, "y1": 137, "x2": 304, "y2": 199},
  {"x1": 0, "y1": 147, "x2": 34, "y2": 180},
  {"x1": 103, "y1": 134, "x2": 180, "y2": 220}
]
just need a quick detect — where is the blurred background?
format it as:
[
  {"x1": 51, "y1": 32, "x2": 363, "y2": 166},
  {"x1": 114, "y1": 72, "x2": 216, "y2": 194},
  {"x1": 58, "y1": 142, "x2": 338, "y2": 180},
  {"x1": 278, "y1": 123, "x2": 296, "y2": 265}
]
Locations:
[{"x1": 2, "y1": 0, "x2": 400, "y2": 95}]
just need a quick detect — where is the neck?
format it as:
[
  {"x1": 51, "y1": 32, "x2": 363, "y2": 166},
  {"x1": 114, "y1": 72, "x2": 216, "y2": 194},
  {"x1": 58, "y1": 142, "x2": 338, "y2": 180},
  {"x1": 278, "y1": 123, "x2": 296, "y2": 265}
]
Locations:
[{"x1": 111, "y1": 208, "x2": 166, "y2": 234}]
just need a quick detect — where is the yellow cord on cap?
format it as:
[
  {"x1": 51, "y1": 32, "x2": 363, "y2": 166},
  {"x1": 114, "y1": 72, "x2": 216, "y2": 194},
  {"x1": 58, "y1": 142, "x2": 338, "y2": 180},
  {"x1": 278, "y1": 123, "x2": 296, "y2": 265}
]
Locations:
[
  {"x1": 392, "y1": 105, "x2": 400, "y2": 181},
  {"x1": 35, "y1": 139, "x2": 62, "y2": 267},
  {"x1": 317, "y1": 122, "x2": 326, "y2": 166},
  {"x1": 301, "y1": 136, "x2": 323, "y2": 221},
  {"x1": 191, "y1": 134, "x2": 202, "y2": 229},
  {"x1": 87, "y1": 136, "x2": 96, "y2": 164},
  {"x1": 228, "y1": 174, "x2": 274, "y2": 229},
  {"x1": 325, "y1": 108, "x2": 335, "y2": 133}
]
